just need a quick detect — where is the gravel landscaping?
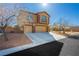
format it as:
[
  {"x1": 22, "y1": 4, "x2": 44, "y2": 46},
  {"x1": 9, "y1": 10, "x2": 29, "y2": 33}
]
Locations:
[{"x1": 0, "y1": 33, "x2": 32, "y2": 50}]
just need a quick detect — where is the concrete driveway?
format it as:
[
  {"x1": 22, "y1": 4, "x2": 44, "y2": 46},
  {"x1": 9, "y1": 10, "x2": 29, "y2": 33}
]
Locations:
[{"x1": 25, "y1": 32, "x2": 56, "y2": 44}]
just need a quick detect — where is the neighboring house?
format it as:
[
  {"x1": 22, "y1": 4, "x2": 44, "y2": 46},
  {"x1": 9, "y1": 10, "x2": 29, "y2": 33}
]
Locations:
[
  {"x1": 5, "y1": 26, "x2": 15, "y2": 33},
  {"x1": 0, "y1": 26, "x2": 23, "y2": 33},
  {"x1": 0, "y1": 26, "x2": 15, "y2": 33},
  {"x1": 17, "y1": 10, "x2": 50, "y2": 33}
]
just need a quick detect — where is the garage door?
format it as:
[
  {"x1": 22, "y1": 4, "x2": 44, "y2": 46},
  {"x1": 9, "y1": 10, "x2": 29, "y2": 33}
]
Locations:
[
  {"x1": 35, "y1": 26, "x2": 47, "y2": 32},
  {"x1": 24, "y1": 26, "x2": 32, "y2": 33}
]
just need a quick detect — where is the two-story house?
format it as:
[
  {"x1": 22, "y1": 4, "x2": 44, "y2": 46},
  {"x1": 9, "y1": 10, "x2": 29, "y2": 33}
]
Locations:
[{"x1": 17, "y1": 10, "x2": 50, "y2": 33}]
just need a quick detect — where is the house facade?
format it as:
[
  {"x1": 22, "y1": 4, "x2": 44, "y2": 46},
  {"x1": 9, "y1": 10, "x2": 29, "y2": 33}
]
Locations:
[{"x1": 17, "y1": 10, "x2": 50, "y2": 33}]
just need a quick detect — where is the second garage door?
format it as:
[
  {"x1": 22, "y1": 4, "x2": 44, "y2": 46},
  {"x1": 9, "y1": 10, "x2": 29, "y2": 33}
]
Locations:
[{"x1": 35, "y1": 26, "x2": 47, "y2": 32}]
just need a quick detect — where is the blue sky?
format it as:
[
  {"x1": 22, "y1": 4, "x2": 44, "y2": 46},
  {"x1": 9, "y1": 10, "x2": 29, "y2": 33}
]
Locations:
[{"x1": 1, "y1": 3, "x2": 79, "y2": 26}]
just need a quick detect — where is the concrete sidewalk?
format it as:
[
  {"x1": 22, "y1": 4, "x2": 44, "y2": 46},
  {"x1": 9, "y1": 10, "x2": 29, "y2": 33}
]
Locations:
[{"x1": 49, "y1": 32, "x2": 66, "y2": 41}]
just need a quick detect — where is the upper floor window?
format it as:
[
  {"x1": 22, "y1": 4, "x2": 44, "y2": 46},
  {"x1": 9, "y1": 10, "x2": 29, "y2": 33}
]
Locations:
[
  {"x1": 41, "y1": 16, "x2": 46, "y2": 22},
  {"x1": 27, "y1": 14, "x2": 33, "y2": 22}
]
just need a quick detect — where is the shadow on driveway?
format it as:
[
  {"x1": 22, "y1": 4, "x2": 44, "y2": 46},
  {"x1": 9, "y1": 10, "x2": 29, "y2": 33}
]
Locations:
[{"x1": 7, "y1": 41, "x2": 63, "y2": 56}]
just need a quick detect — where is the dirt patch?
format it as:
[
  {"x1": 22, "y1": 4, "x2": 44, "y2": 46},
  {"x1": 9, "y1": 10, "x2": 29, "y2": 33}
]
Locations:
[
  {"x1": 53, "y1": 31, "x2": 79, "y2": 39},
  {"x1": 52, "y1": 31, "x2": 67, "y2": 36},
  {"x1": 0, "y1": 33, "x2": 32, "y2": 50}
]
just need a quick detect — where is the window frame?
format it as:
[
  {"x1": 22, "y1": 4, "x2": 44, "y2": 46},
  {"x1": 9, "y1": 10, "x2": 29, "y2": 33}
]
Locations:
[
  {"x1": 27, "y1": 14, "x2": 33, "y2": 22},
  {"x1": 40, "y1": 16, "x2": 47, "y2": 23}
]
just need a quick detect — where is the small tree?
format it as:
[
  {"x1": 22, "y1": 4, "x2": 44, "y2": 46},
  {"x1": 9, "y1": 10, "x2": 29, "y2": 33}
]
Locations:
[
  {"x1": 60, "y1": 18, "x2": 70, "y2": 34},
  {"x1": 0, "y1": 4, "x2": 17, "y2": 41},
  {"x1": 53, "y1": 23, "x2": 59, "y2": 31}
]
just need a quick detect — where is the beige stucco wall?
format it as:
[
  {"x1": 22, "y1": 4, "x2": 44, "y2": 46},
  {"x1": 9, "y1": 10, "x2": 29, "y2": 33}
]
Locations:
[
  {"x1": 33, "y1": 14, "x2": 37, "y2": 23},
  {"x1": 17, "y1": 10, "x2": 37, "y2": 27},
  {"x1": 17, "y1": 10, "x2": 29, "y2": 27}
]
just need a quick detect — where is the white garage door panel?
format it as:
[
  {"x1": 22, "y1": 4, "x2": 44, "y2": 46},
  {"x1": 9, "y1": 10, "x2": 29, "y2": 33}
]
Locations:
[{"x1": 24, "y1": 26, "x2": 32, "y2": 33}]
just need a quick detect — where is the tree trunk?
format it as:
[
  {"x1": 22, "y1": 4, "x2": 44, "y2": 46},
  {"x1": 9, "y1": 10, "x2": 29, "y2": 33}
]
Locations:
[
  {"x1": 63, "y1": 27, "x2": 65, "y2": 34},
  {"x1": 3, "y1": 30, "x2": 8, "y2": 41}
]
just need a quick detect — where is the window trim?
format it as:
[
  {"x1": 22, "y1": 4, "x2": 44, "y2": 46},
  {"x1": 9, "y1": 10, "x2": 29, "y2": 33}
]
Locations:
[
  {"x1": 27, "y1": 14, "x2": 33, "y2": 22},
  {"x1": 40, "y1": 16, "x2": 47, "y2": 23}
]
